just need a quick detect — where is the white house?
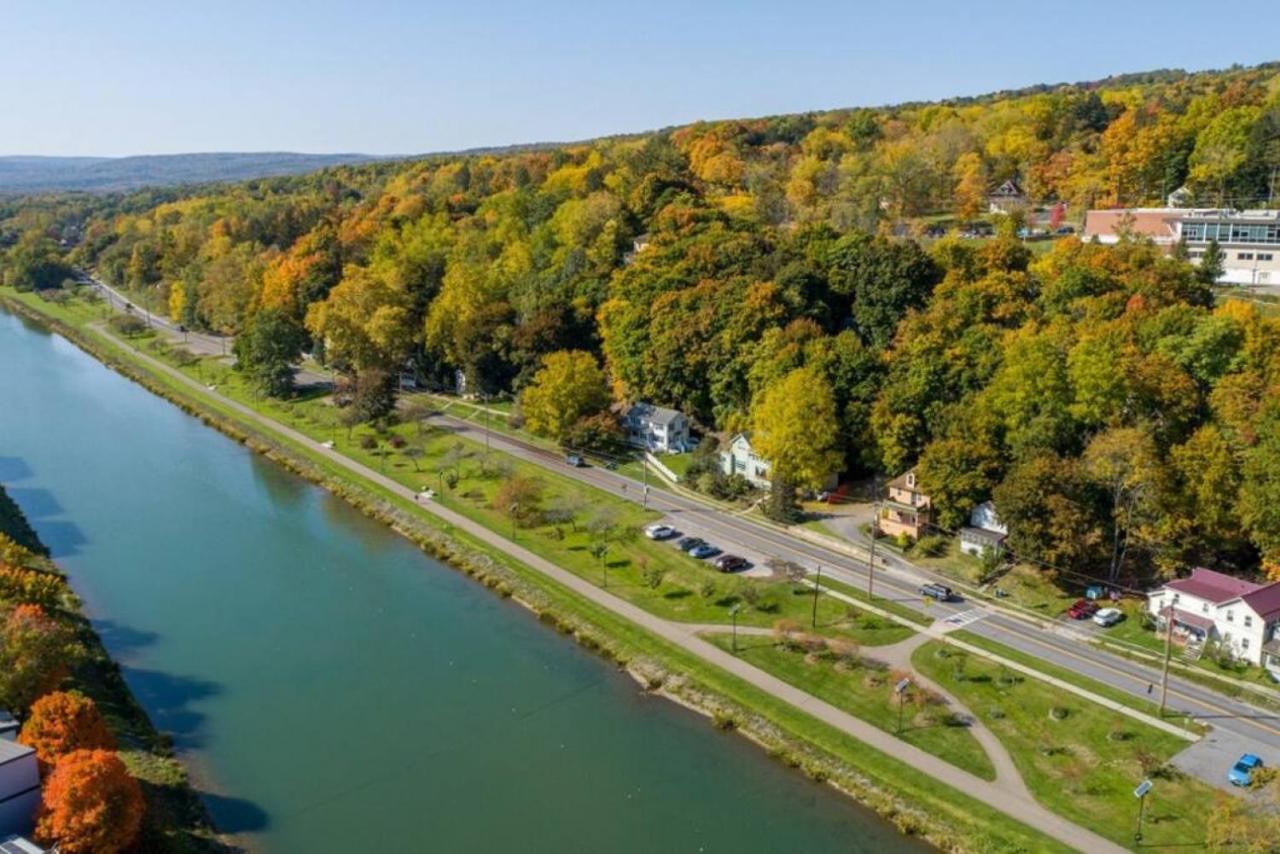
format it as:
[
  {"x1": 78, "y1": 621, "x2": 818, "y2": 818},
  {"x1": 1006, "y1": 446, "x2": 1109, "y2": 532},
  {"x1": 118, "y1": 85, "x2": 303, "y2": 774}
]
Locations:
[
  {"x1": 0, "y1": 740, "x2": 39, "y2": 837},
  {"x1": 720, "y1": 433, "x2": 773, "y2": 489},
  {"x1": 959, "y1": 501, "x2": 1007, "y2": 557},
  {"x1": 988, "y1": 179, "x2": 1027, "y2": 214},
  {"x1": 620, "y1": 403, "x2": 691, "y2": 454},
  {"x1": 719, "y1": 433, "x2": 837, "y2": 491},
  {"x1": 1146, "y1": 567, "x2": 1280, "y2": 667}
]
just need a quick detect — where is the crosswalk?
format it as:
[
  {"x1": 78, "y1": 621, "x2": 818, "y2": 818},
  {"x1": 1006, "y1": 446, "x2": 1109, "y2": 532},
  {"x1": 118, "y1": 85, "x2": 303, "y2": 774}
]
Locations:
[{"x1": 942, "y1": 608, "x2": 988, "y2": 629}]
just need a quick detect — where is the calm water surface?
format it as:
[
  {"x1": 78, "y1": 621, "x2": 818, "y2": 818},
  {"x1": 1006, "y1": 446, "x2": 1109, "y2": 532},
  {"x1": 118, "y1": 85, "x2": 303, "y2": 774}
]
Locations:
[{"x1": 0, "y1": 309, "x2": 923, "y2": 852}]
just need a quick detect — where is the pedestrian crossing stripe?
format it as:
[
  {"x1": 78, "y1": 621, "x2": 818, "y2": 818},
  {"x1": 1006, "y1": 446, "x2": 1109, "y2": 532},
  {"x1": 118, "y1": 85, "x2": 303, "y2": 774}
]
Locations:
[{"x1": 943, "y1": 608, "x2": 987, "y2": 628}]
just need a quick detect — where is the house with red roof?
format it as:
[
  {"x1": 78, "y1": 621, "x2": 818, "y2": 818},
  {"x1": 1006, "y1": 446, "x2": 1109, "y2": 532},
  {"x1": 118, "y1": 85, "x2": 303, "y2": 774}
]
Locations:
[{"x1": 1146, "y1": 568, "x2": 1280, "y2": 666}]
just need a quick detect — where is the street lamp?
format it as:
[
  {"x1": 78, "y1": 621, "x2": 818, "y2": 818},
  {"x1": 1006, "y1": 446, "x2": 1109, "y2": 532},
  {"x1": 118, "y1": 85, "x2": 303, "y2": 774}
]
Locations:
[
  {"x1": 508, "y1": 502, "x2": 518, "y2": 540},
  {"x1": 895, "y1": 677, "x2": 912, "y2": 733},
  {"x1": 730, "y1": 604, "x2": 742, "y2": 654},
  {"x1": 1133, "y1": 778, "x2": 1152, "y2": 843},
  {"x1": 811, "y1": 564, "x2": 823, "y2": 628}
]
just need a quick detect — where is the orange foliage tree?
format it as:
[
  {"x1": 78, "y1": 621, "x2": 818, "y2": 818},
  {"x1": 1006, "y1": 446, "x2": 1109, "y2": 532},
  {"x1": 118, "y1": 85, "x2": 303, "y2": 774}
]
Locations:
[
  {"x1": 19, "y1": 692, "x2": 115, "y2": 774},
  {"x1": 34, "y1": 749, "x2": 144, "y2": 854}
]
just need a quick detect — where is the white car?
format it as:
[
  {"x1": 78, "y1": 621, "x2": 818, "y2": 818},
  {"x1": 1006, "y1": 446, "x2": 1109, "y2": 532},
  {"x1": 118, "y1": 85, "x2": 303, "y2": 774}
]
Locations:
[
  {"x1": 1092, "y1": 607, "x2": 1124, "y2": 627},
  {"x1": 644, "y1": 524, "x2": 677, "y2": 541}
]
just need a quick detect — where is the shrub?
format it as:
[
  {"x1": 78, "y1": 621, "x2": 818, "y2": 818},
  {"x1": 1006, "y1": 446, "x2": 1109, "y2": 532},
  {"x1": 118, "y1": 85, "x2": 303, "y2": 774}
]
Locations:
[
  {"x1": 699, "y1": 579, "x2": 717, "y2": 599},
  {"x1": 107, "y1": 314, "x2": 147, "y2": 337},
  {"x1": 19, "y1": 692, "x2": 115, "y2": 775},
  {"x1": 642, "y1": 566, "x2": 666, "y2": 590},
  {"x1": 912, "y1": 534, "x2": 949, "y2": 558},
  {"x1": 359, "y1": 435, "x2": 378, "y2": 450},
  {"x1": 35, "y1": 749, "x2": 144, "y2": 853},
  {"x1": 388, "y1": 434, "x2": 407, "y2": 450},
  {"x1": 1049, "y1": 706, "x2": 1070, "y2": 721}
]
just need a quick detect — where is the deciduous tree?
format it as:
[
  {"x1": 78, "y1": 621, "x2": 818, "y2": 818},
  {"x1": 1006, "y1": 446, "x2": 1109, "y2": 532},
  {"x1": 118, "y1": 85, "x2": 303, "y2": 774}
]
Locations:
[{"x1": 34, "y1": 749, "x2": 144, "y2": 854}]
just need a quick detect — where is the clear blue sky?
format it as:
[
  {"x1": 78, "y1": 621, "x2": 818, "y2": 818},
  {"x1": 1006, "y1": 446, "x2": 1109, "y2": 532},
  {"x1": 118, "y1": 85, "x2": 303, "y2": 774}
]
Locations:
[{"x1": 3, "y1": 0, "x2": 1277, "y2": 157}]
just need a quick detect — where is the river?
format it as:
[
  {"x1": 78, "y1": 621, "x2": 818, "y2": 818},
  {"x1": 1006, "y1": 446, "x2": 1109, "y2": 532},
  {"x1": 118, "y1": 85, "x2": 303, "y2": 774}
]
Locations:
[{"x1": 0, "y1": 308, "x2": 920, "y2": 852}]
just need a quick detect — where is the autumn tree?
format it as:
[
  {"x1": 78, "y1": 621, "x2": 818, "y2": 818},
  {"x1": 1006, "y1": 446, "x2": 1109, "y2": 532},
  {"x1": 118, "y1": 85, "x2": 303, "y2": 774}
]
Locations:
[
  {"x1": 750, "y1": 367, "x2": 842, "y2": 491},
  {"x1": 19, "y1": 692, "x2": 115, "y2": 774},
  {"x1": 34, "y1": 749, "x2": 144, "y2": 854},
  {"x1": 519, "y1": 350, "x2": 611, "y2": 442},
  {"x1": 952, "y1": 152, "x2": 988, "y2": 224},
  {"x1": 917, "y1": 438, "x2": 1003, "y2": 530},
  {"x1": 0, "y1": 604, "x2": 77, "y2": 717},
  {"x1": 492, "y1": 475, "x2": 544, "y2": 527}
]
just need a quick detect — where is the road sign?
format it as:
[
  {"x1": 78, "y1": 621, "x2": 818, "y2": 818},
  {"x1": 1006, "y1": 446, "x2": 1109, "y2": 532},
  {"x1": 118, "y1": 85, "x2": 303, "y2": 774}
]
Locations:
[
  {"x1": 894, "y1": 678, "x2": 912, "y2": 695},
  {"x1": 1134, "y1": 779, "x2": 1152, "y2": 798}
]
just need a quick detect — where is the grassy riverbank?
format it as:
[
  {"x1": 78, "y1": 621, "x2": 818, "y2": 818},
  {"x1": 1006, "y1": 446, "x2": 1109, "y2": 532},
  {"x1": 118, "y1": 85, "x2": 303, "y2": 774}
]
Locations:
[
  {"x1": 2, "y1": 287, "x2": 1070, "y2": 852},
  {"x1": 0, "y1": 484, "x2": 226, "y2": 852}
]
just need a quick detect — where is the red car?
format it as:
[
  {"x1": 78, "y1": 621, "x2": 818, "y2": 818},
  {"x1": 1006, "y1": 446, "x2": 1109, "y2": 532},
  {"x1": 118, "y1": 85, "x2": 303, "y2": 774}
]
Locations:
[{"x1": 1067, "y1": 598, "x2": 1099, "y2": 620}]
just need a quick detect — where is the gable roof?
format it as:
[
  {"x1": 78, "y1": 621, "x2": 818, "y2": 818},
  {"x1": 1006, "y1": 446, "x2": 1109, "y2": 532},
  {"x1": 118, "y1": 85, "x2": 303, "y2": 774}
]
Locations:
[
  {"x1": 990, "y1": 179, "x2": 1023, "y2": 198},
  {"x1": 1242, "y1": 584, "x2": 1280, "y2": 620},
  {"x1": 886, "y1": 468, "x2": 922, "y2": 493},
  {"x1": 625, "y1": 402, "x2": 683, "y2": 426},
  {"x1": 1164, "y1": 567, "x2": 1264, "y2": 604}
]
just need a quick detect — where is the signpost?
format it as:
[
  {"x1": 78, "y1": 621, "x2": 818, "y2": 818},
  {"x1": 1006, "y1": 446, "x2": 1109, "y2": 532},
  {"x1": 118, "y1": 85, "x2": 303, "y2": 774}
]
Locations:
[
  {"x1": 895, "y1": 677, "x2": 911, "y2": 733},
  {"x1": 1134, "y1": 778, "x2": 1152, "y2": 843}
]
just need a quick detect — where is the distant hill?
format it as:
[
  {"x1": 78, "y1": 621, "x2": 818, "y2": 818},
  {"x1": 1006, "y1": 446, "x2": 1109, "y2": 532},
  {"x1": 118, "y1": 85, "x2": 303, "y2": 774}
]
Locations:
[{"x1": 0, "y1": 152, "x2": 389, "y2": 193}]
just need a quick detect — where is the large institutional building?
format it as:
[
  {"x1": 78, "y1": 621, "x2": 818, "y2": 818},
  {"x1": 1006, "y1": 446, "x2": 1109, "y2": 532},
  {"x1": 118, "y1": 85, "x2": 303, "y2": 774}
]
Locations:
[{"x1": 1082, "y1": 207, "x2": 1280, "y2": 286}]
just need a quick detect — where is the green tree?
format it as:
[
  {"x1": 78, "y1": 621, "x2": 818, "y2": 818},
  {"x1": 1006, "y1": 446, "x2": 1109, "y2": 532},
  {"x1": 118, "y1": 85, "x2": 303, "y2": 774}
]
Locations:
[
  {"x1": 917, "y1": 438, "x2": 1002, "y2": 530},
  {"x1": 750, "y1": 367, "x2": 842, "y2": 490},
  {"x1": 233, "y1": 308, "x2": 307, "y2": 397},
  {"x1": 520, "y1": 351, "x2": 611, "y2": 442}
]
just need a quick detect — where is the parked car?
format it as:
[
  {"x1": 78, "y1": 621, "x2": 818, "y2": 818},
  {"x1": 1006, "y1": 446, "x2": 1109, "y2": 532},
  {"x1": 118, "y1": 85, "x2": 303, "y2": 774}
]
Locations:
[
  {"x1": 919, "y1": 583, "x2": 954, "y2": 602},
  {"x1": 1067, "y1": 598, "x2": 1099, "y2": 620},
  {"x1": 1092, "y1": 607, "x2": 1124, "y2": 627},
  {"x1": 644, "y1": 524, "x2": 677, "y2": 541},
  {"x1": 713, "y1": 555, "x2": 750, "y2": 573},
  {"x1": 689, "y1": 543, "x2": 721, "y2": 560},
  {"x1": 676, "y1": 536, "x2": 705, "y2": 552},
  {"x1": 1229, "y1": 753, "x2": 1263, "y2": 787},
  {"x1": 565, "y1": 453, "x2": 585, "y2": 467}
]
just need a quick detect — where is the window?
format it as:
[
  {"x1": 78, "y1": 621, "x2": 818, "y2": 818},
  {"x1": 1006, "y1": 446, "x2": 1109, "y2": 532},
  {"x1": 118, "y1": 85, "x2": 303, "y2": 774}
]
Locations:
[
  {"x1": 1239, "y1": 252, "x2": 1254, "y2": 261},
  {"x1": 1260, "y1": 253, "x2": 1274, "y2": 261},
  {"x1": 1227, "y1": 610, "x2": 1234, "y2": 623},
  {"x1": 1245, "y1": 615, "x2": 1254, "y2": 628},
  {"x1": 1243, "y1": 638, "x2": 1251, "y2": 650},
  {"x1": 1202, "y1": 602, "x2": 1209, "y2": 613},
  {"x1": 1173, "y1": 593, "x2": 1180, "y2": 603}
]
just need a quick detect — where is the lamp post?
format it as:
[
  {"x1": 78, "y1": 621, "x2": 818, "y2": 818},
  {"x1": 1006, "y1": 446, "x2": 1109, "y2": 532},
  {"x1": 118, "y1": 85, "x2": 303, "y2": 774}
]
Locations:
[
  {"x1": 1133, "y1": 778, "x2": 1152, "y2": 843},
  {"x1": 811, "y1": 564, "x2": 823, "y2": 628},
  {"x1": 1159, "y1": 601, "x2": 1174, "y2": 716},
  {"x1": 895, "y1": 677, "x2": 911, "y2": 734},
  {"x1": 509, "y1": 502, "x2": 518, "y2": 541},
  {"x1": 730, "y1": 604, "x2": 742, "y2": 654}
]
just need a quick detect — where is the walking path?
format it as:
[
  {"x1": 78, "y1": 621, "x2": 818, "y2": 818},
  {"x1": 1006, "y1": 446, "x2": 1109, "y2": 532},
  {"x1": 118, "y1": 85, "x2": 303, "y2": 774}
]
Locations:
[
  {"x1": 89, "y1": 320, "x2": 1124, "y2": 853},
  {"x1": 870, "y1": 633, "x2": 1033, "y2": 800}
]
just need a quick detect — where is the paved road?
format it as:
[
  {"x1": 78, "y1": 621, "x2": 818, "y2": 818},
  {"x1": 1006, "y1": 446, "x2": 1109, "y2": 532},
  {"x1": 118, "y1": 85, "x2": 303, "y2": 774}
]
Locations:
[
  {"x1": 426, "y1": 411, "x2": 1280, "y2": 780},
  {"x1": 88, "y1": 322, "x2": 1120, "y2": 852},
  {"x1": 81, "y1": 272, "x2": 232, "y2": 358}
]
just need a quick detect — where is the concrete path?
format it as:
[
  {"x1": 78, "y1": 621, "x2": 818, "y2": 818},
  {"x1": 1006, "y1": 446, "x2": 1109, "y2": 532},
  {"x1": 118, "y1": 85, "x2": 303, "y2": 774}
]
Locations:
[
  {"x1": 88, "y1": 321, "x2": 1124, "y2": 853},
  {"x1": 870, "y1": 633, "x2": 1033, "y2": 800}
]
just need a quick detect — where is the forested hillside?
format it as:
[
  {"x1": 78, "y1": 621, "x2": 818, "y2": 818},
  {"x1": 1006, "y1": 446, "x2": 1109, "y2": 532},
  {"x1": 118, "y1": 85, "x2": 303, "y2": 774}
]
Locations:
[{"x1": 5, "y1": 62, "x2": 1280, "y2": 586}]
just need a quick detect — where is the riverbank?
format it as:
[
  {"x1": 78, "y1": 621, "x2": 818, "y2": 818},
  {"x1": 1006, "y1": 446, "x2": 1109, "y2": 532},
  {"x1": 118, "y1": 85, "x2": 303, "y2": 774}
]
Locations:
[
  {"x1": 0, "y1": 483, "x2": 227, "y2": 852},
  {"x1": 1, "y1": 288, "x2": 1067, "y2": 852}
]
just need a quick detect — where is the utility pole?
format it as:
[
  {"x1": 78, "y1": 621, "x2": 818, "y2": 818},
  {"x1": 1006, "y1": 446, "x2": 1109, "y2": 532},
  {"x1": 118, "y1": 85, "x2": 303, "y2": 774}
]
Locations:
[
  {"x1": 811, "y1": 564, "x2": 823, "y2": 628},
  {"x1": 1159, "y1": 601, "x2": 1174, "y2": 716},
  {"x1": 731, "y1": 605, "x2": 741, "y2": 654},
  {"x1": 867, "y1": 474, "x2": 880, "y2": 601},
  {"x1": 642, "y1": 455, "x2": 650, "y2": 509}
]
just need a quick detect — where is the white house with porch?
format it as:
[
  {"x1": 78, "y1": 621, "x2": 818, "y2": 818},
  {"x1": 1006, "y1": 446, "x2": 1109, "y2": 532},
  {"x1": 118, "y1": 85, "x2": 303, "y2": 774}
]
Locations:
[
  {"x1": 1146, "y1": 567, "x2": 1280, "y2": 667},
  {"x1": 959, "y1": 501, "x2": 1007, "y2": 557},
  {"x1": 719, "y1": 433, "x2": 837, "y2": 491},
  {"x1": 620, "y1": 403, "x2": 691, "y2": 454}
]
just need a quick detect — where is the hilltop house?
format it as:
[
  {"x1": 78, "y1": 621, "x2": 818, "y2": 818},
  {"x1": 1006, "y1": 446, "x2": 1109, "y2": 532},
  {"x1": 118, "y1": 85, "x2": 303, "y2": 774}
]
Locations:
[
  {"x1": 719, "y1": 434, "x2": 836, "y2": 491},
  {"x1": 620, "y1": 403, "x2": 691, "y2": 454},
  {"x1": 960, "y1": 501, "x2": 1007, "y2": 557},
  {"x1": 1146, "y1": 568, "x2": 1280, "y2": 666},
  {"x1": 878, "y1": 468, "x2": 932, "y2": 541},
  {"x1": 0, "y1": 740, "x2": 39, "y2": 837},
  {"x1": 988, "y1": 179, "x2": 1027, "y2": 214}
]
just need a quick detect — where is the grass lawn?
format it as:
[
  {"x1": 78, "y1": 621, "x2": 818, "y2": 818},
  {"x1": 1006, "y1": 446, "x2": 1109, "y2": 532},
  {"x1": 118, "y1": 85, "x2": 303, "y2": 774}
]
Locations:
[
  {"x1": 819, "y1": 575, "x2": 935, "y2": 628},
  {"x1": 707, "y1": 634, "x2": 996, "y2": 781},
  {"x1": 657, "y1": 451, "x2": 693, "y2": 478},
  {"x1": 3, "y1": 287, "x2": 1074, "y2": 852},
  {"x1": 913, "y1": 640, "x2": 1251, "y2": 850}
]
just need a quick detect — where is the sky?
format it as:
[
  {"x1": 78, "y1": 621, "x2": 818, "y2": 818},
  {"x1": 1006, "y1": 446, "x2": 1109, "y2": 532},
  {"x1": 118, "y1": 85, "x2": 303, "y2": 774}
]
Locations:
[{"x1": 2, "y1": 0, "x2": 1277, "y2": 158}]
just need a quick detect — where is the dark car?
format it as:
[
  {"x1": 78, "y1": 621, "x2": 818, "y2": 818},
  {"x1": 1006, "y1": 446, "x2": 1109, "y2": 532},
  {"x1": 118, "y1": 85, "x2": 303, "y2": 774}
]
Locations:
[
  {"x1": 714, "y1": 555, "x2": 750, "y2": 573},
  {"x1": 1067, "y1": 598, "x2": 1099, "y2": 620},
  {"x1": 676, "y1": 536, "x2": 706, "y2": 552},
  {"x1": 919, "y1": 583, "x2": 954, "y2": 602},
  {"x1": 689, "y1": 543, "x2": 721, "y2": 560}
]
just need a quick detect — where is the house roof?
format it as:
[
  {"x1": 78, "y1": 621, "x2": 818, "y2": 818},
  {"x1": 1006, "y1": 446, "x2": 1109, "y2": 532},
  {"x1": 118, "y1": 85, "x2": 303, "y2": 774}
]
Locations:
[
  {"x1": 990, "y1": 179, "x2": 1023, "y2": 197},
  {"x1": 960, "y1": 526, "x2": 1005, "y2": 544},
  {"x1": 1164, "y1": 567, "x2": 1264, "y2": 604},
  {"x1": 1242, "y1": 584, "x2": 1280, "y2": 621},
  {"x1": 1082, "y1": 208, "x2": 1179, "y2": 243},
  {"x1": 1159, "y1": 606, "x2": 1215, "y2": 633},
  {"x1": 625, "y1": 402, "x2": 683, "y2": 426},
  {"x1": 0, "y1": 737, "x2": 34, "y2": 765},
  {"x1": 886, "y1": 468, "x2": 922, "y2": 493}
]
